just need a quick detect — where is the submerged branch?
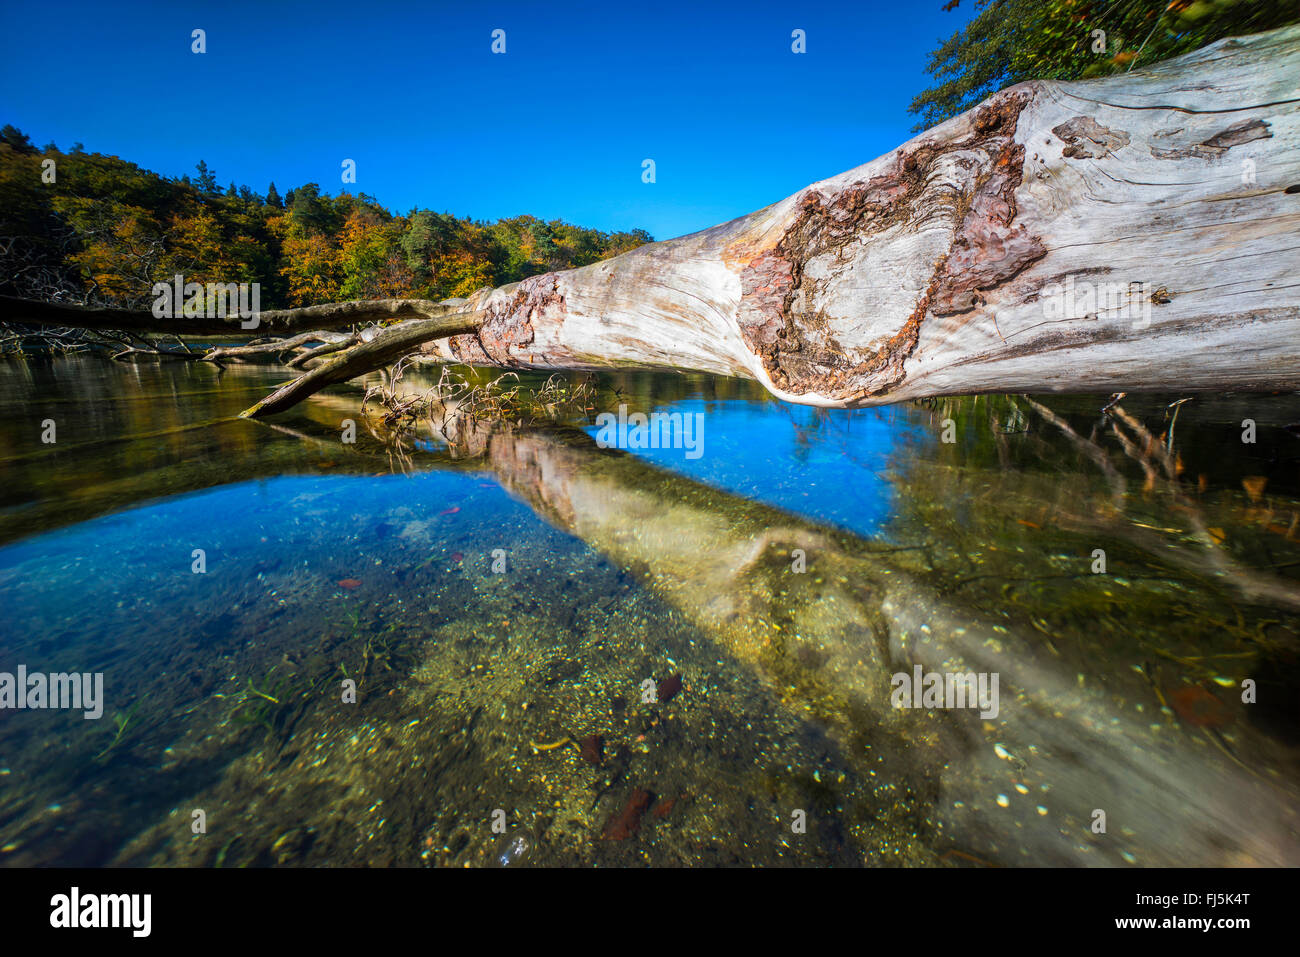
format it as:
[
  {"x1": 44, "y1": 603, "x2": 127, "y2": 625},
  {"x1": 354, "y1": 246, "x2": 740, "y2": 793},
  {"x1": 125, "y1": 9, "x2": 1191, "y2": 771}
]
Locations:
[
  {"x1": 239, "y1": 311, "x2": 483, "y2": 418},
  {"x1": 203, "y1": 331, "x2": 353, "y2": 363}
]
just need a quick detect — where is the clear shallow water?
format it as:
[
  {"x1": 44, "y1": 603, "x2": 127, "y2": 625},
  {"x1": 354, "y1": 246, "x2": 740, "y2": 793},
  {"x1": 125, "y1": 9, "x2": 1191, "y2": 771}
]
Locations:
[
  {"x1": 580, "y1": 398, "x2": 919, "y2": 537},
  {"x1": 0, "y1": 356, "x2": 1297, "y2": 867}
]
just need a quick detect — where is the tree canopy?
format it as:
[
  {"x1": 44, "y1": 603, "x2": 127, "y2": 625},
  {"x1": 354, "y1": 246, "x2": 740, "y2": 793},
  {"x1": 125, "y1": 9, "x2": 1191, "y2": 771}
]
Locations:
[{"x1": 0, "y1": 132, "x2": 653, "y2": 310}]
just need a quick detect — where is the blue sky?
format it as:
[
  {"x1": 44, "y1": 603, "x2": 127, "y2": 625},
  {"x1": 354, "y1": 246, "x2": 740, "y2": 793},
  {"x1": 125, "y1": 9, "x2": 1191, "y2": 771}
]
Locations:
[{"x1": 0, "y1": 0, "x2": 973, "y2": 240}]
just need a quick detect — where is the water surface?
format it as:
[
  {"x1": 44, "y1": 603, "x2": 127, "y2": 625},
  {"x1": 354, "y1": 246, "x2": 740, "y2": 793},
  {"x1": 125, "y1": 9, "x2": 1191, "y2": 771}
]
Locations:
[{"x1": 1, "y1": 356, "x2": 1297, "y2": 866}]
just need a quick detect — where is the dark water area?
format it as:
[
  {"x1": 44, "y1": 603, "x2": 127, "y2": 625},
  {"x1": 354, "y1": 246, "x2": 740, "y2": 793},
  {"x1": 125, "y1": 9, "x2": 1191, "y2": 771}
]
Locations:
[{"x1": 1, "y1": 355, "x2": 1298, "y2": 867}]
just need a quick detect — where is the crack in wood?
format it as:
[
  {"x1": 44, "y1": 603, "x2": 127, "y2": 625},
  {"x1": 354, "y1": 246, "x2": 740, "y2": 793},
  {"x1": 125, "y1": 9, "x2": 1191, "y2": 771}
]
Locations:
[{"x1": 1150, "y1": 117, "x2": 1272, "y2": 159}]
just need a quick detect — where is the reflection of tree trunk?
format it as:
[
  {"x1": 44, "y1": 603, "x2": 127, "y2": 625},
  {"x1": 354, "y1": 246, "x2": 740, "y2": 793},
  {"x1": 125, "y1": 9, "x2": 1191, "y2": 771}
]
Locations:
[
  {"x1": 470, "y1": 422, "x2": 1299, "y2": 866},
  {"x1": 8, "y1": 364, "x2": 1297, "y2": 864},
  {"x1": 5, "y1": 28, "x2": 1298, "y2": 416},
  {"x1": 1024, "y1": 397, "x2": 1300, "y2": 613}
]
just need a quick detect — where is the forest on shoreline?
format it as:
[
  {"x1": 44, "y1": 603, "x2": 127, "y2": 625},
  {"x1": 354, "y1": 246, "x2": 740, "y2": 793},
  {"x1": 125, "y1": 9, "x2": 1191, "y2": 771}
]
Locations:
[
  {"x1": 0, "y1": 125, "x2": 653, "y2": 313},
  {"x1": 4, "y1": 2, "x2": 1295, "y2": 321}
]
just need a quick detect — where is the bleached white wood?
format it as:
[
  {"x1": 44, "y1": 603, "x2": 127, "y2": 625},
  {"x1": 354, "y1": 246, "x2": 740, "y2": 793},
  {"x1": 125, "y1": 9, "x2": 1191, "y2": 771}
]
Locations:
[
  {"x1": 8, "y1": 27, "x2": 1297, "y2": 415},
  {"x1": 424, "y1": 25, "x2": 1300, "y2": 407}
]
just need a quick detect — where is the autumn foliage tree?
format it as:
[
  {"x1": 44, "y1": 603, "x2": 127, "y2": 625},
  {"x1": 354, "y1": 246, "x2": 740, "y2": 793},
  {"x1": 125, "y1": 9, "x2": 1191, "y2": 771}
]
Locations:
[
  {"x1": 910, "y1": 0, "x2": 1300, "y2": 128},
  {"x1": 0, "y1": 130, "x2": 652, "y2": 312}
]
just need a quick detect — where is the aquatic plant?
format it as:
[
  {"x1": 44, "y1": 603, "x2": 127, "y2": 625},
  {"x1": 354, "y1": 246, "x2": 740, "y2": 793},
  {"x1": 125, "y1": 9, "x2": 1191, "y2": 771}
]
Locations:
[
  {"x1": 92, "y1": 700, "x2": 142, "y2": 763},
  {"x1": 366, "y1": 363, "x2": 596, "y2": 436},
  {"x1": 226, "y1": 667, "x2": 296, "y2": 737}
]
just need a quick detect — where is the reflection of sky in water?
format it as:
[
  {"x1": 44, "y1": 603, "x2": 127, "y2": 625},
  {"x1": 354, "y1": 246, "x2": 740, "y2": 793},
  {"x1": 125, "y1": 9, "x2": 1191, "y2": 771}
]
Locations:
[
  {"x1": 0, "y1": 392, "x2": 921, "y2": 646},
  {"x1": 1, "y1": 356, "x2": 1298, "y2": 868},
  {"x1": 584, "y1": 398, "x2": 924, "y2": 538}
]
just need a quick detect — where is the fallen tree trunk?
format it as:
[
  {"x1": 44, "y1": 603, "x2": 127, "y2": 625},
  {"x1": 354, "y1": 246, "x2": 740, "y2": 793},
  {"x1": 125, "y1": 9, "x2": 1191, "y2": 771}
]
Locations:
[
  {"x1": 4, "y1": 26, "x2": 1298, "y2": 416},
  {"x1": 0, "y1": 296, "x2": 466, "y2": 337},
  {"x1": 420, "y1": 25, "x2": 1299, "y2": 409}
]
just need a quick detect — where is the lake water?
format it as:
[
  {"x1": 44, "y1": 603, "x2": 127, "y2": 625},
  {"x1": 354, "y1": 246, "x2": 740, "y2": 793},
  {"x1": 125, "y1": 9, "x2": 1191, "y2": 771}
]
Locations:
[{"x1": 1, "y1": 355, "x2": 1297, "y2": 866}]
